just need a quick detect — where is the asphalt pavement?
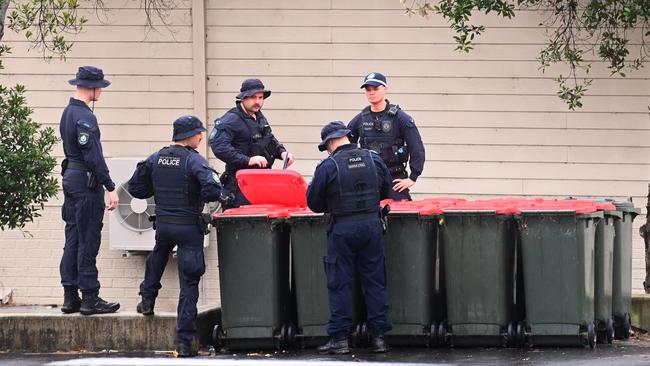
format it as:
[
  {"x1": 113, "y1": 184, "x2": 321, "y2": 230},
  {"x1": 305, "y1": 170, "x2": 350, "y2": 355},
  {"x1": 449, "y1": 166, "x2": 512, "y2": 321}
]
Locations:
[{"x1": 2, "y1": 333, "x2": 650, "y2": 366}]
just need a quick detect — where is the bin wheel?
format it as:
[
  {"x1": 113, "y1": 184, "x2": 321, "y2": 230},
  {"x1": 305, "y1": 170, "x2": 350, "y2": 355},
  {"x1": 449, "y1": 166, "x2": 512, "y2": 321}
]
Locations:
[
  {"x1": 437, "y1": 322, "x2": 447, "y2": 347},
  {"x1": 623, "y1": 313, "x2": 631, "y2": 339},
  {"x1": 429, "y1": 322, "x2": 438, "y2": 347},
  {"x1": 587, "y1": 322, "x2": 597, "y2": 349},
  {"x1": 212, "y1": 324, "x2": 224, "y2": 350},
  {"x1": 516, "y1": 321, "x2": 526, "y2": 348},
  {"x1": 274, "y1": 325, "x2": 287, "y2": 350},
  {"x1": 506, "y1": 321, "x2": 514, "y2": 347},
  {"x1": 606, "y1": 318, "x2": 614, "y2": 344},
  {"x1": 286, "y1": 324, "x2": 296, "y2": 349}
]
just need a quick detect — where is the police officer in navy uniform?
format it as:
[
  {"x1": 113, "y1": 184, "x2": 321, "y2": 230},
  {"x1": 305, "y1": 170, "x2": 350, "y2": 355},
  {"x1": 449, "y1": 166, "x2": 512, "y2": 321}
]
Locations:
[
  {"x1": 209, "y1": 78, "x2": 294, "y2": 209},
  {"x1": 59, "y1": 66, "x2": 120, "y2": 315},
  {"x1": 348, "y1": 72, "x2": 425, "y2": 201},
  {"x1": 307, "y1": 121, "x2": 393, "y2": 354},
  {"x1": 128, "y1": 115, "x2": 224, "y2": 358}
]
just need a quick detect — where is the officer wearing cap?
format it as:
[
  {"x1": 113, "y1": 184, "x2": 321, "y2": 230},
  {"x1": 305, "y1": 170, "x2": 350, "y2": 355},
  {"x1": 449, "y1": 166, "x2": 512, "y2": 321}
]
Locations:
[
  {"x1": 59, "y1": 66, "x2": 120, "y2": 315},
  {"x1": 348, "y1": 72, "x2": 425, "y2": 201},
  {"x1": 209, "y1": 78, "x2": 294, "y2": 209},
  {"x1": 128, "y1": 115, "x2": 224, "y2": 358},
  {"x1": 307, "y1": 121, "x2": 393, "y2": 354}
]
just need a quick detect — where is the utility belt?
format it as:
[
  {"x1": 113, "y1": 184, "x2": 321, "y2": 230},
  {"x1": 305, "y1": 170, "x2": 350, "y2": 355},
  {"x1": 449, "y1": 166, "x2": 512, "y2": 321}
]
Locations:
[
  {"x1": 332, "y1": 211, "x2": 379, "y2": 223},
  {"x1": 61, "y1": 158, "x2": 89, "y2": 174},
  {"x1": 61, "y1": 159, "x2": 99, "y2": 188},
  {"x1": 152, "y1": 214, "x2": 212, "y2": 235},
  {"x1": 68, "y1": 161, "x2": 89, "y2": 171},
  {"x1": 388, "y1": 164, "x2": 407, "y2": 176}
]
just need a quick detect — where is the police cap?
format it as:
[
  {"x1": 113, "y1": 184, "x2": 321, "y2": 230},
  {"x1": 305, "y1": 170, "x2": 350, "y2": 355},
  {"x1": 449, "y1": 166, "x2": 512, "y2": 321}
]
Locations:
[{"x1": 360, "y1": 72, "x2": 387, "y2": 89}]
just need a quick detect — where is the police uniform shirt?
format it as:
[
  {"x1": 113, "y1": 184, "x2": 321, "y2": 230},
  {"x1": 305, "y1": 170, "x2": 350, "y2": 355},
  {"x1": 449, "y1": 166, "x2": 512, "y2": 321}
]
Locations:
[
  {"x1": 209, "y1": 103, "x2": 286, "y2": 170},
  {"x1": 348, "y1": 101, "x2": 425, "y2": 182},
  {"x1": 128, "y1": 145, "x2": 222, "y2": 217},
  {"x1": 307, "y1": 144, "x2": 392, "y2": 214},
  {"x1": 59, "y1": 98, "x2": 115, "y2": 191}
]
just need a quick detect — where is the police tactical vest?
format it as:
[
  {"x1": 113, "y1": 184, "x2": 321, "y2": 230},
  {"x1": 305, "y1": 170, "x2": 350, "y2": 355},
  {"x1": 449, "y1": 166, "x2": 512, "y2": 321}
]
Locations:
[
  {"x1": 152, "y1": 145, "x2": 201, "y2": 213},
  {"x1": 358, "y1": 104, "x2": 408, "y2": 172},
  {"x1": 327, "y1": 148, "x2": 380, "y2": 216},
  {"x1": 243, "y1": 117, "x2": 276, "y2": 167}
]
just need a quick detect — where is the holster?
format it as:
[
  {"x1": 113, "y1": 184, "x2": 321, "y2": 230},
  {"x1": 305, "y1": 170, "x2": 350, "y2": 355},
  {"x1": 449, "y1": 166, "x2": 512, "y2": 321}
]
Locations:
[
  {"x1": 86, "y1": 172, "x2": 98, "y2": 189},
  {"x1": 380, "y1": 204, "x2": 391, "y2": 234},
  {"x1": 199, "y1": 213, "x2": 212, "y2": 235},
  {"x1": 60, "y1": 158, "x2": 69, "y2": 176}
]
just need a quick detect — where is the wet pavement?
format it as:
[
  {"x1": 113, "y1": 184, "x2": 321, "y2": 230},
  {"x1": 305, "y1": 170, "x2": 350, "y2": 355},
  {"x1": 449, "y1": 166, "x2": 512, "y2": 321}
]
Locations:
[{"x1": 2, "y1": 334, "x2": 650, "y2": 366}]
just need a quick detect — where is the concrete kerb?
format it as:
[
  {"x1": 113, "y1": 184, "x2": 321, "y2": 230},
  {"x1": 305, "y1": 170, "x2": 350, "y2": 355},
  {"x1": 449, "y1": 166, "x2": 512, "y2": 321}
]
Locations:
[{"x1": 0, "y1": 305, "x2": 220, "y2": 353}]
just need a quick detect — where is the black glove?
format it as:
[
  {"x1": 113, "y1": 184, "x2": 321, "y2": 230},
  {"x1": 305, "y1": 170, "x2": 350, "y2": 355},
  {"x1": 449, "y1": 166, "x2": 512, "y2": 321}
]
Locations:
[{"x1": 218, "y1": 191, "x2": 235, "y2": 208}]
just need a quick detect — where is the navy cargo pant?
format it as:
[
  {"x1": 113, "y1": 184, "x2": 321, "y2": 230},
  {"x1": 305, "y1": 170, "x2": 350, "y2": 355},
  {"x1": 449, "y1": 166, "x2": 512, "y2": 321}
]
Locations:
[
  {"x1": 60, "y1": 169, "x2": 105, "y2": 295},
  {"x1": 139, "y1": 222, "x2": 206, "y2": 346},
  {"x1": 324, "y1": 218, "x2": 392, "y2": 338}
]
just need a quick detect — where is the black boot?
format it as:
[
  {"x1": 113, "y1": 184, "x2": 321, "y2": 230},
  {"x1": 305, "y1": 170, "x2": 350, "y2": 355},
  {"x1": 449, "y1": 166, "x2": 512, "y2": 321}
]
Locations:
[
  {"x1": 174, "y1": 343, "x2": 197, "y2": 358},
  {"x1": 80, "y1": 293, "x2": 120, "y2": 315},
  {"x1": 317, "y1": 337, "x2": 350, "y2": 354},
  {"x1": 136, "y1": 297, "x2": 155, "y2": 316},
  {"x1": 370, "y1": 332, "x2": 387, "y2": 353},
  {"x1": 61, "y1": 289, "x2": 81, "y2": 314}
]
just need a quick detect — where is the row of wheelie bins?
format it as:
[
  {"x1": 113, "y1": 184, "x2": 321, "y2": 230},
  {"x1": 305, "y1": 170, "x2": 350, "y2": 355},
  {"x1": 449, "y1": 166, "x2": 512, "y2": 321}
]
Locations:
[{"x1": 210, "y1": 170, "x2": 641, "y2": 350}]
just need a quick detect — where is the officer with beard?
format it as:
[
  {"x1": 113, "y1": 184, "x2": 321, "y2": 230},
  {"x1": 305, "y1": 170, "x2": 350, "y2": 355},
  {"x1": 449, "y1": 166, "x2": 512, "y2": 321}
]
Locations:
[{"x1": 209, "y1": 79, "x2": 294, "y2": 209}]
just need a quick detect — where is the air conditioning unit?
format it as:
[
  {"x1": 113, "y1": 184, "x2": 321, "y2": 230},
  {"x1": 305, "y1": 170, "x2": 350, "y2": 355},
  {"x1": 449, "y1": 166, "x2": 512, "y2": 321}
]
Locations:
[
  {"x1": 107, "y1": 157, "x2": 211, "y2": 253},
  {"x1": 108, "y1": 157, "x2": 156, "y2": 251}
]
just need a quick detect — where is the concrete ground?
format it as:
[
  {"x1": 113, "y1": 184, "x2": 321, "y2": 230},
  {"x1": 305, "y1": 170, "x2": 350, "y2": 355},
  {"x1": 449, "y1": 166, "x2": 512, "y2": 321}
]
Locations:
[{"x1": 2, "y1": 333, "x2": 650, "y2": 366}]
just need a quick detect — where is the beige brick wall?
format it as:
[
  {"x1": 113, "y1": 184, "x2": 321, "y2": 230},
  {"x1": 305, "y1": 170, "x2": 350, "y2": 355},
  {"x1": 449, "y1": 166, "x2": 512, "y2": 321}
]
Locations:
[
  {"x1": 0, "y1": 0, "x2": 648, "y2": 313},
  {"x1": 0, "y1": 0, "x2": 217, "y2": 312}
]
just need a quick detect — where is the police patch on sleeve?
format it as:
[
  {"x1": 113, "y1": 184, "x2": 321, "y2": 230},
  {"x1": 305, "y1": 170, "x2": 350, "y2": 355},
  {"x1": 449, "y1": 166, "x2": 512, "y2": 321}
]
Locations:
[
  {"x1": 78, "y1": 132, "x2": 90, "y2": 145},
  {"x1": 209, "y1": 128, "x2": 218, "y2": 140}
]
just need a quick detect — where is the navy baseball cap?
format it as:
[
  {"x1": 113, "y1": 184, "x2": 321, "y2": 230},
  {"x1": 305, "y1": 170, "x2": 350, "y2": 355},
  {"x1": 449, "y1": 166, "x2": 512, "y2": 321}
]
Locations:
[
  {"x1": 236, "y1": 78, "x2": 271, "y2": 100},
  {"x1": 68, "y1": 66, "x2": 111, "y2": 88},
  {"x1": 172, "y1": 115, "x2": 207, "y2": 141},
  {"x1": 318, "y1": 121, "x2": 351, "y2": 152},
  {"x1": 360, "y1": 72, "x2": 387, "y2": 88}
]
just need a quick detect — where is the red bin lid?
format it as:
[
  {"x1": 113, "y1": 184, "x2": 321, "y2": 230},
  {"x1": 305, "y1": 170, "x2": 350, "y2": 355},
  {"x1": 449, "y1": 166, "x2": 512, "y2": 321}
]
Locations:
[
  {"x1": 236, "y1": 169, "x2": 307, "y2": 207},
  {"x1": 441, "y1": 201, "x2": 519, "y2": 214},
  {"x1": 213, "y1": 204, "x2": 290, "y2": 219}
]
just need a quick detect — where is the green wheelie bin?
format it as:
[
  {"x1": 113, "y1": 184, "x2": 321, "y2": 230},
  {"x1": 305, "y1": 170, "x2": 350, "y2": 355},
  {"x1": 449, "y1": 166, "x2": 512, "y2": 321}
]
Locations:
[
  {"x1": 516, "y1": 203, "x2": 603, "y2": 348},
  {"x1": 609, "y1": 200, "x2": 641, "y2": 339},
  {"x1": 288, "y1": 208, "x2": 366, "y2": 348},
  {"x1": 211, "y1": 169, "x2": 308, "y2": 351},
  {"x1": 592, "y1": 202, "x2": 620, "y2": 344},
  {"x1": 382, "y1": 200, "x2": 443, "y2": 347},
  {"x1": 439, "y1": 201, "x2": 523, "y2": 347},
  {"x1": 287, "y1": 209, "x2": 329, "y2": 348}
]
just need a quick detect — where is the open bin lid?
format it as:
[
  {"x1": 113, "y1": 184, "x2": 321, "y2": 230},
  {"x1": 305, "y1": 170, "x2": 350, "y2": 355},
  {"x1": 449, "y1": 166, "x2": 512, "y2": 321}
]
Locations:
[
  {"x1": 236, "y1": 169, "x2": 307, "y2": 207},
  {"x1": 213, "y1": 204, "x2": 290, "y2": 219}
]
